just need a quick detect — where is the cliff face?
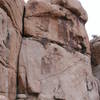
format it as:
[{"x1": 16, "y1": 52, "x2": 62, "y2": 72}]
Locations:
[
  {"x1": 0, "y1": 0, "x2": 99, "y2": 100},
  {"x1": 0, "y1": 0, "x2": 24, "y2": 99},
  {"x1": 91, "y1": 36, "x2": 100, "y2": 96}
]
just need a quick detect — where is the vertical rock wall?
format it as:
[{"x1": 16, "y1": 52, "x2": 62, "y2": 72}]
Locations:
[
  {"x1": 91, "y1": 36, "x2": 100, "y2": 97},
  {"x1": 0, "y1": 0, "x2": 24, "y2": 99},
  {"x1": 0, "y1": 0, "x2": 99, "y2": 100}
]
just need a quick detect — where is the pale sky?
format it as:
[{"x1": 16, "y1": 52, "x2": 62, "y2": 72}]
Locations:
[
  {"x1": 79, "y1": 0, "x2": 100, "y2": 40},
  {"x1": 24, "y1": 0, "x2": 100, "y2": 40}
]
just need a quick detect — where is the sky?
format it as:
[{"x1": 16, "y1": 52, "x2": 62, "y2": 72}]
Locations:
[
  {"x1": 24, "y1": 0, "x2": 100, "y2": 40},
  {"x1": 79, "y1": 0, "x2": 100, "y2": 40}
]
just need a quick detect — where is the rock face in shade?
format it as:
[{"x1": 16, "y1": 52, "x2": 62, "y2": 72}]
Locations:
[
  {"x1": 91, "y1": 37, "x2": 100, "y2": 66},
  {"x1": 0, "y1": 0, "x2": 100, "y2": 100},
  {"x1": 0, "y1": 0, "x2": 24, "y2": 99},
  {"x1": 90, "y1": 36, "x2": 100, "y2": 96}
]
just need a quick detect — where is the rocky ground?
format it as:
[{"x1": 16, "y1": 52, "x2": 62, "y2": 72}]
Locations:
[{"x1": 0, "y1": 0, "x2": 100, "y2": 100}]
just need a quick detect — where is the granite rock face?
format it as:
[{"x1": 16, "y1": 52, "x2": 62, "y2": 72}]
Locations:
[
  {"x1": 0, "y1": 0, "x2": 99, "y2": 100},
  {"x1": 0, "y1": 0, "x2": 24, "y2": 99},
  {"x1": 24, "y1": 0, "x2": 90, "y2": 55},
  {"x1": 91, "y1": 37, "x2": 100, "y2": 66},
  {"x1": 91, "y1": 36, "x2": 100, "y2": 96},
  {"x1": 0, "y1": 0, "x2": 24, "y2": 33}
]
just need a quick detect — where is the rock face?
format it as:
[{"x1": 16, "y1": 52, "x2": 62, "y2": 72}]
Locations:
[
  {"x1": 24, "y1": 0, "x2": 90, "y2": 55},
  {"x1": 0, "y1": 0, "x2": 24, "y2": 99},
  {"x1": 91, "y1": 36, "x2": 100, "y2": 96},
  {"x1": 0, "y1": 0, "x2": 99, "y2": 100},
  {"x1": 0, "y1": 0, "x2": 24, "y2": 33},
  {"x1": 91, "y1": 37, "x2": 100, "y2": 66}
]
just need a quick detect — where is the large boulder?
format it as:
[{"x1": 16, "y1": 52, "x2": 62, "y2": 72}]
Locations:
[
  {"x1": 0, "y1": 0, "x2": 99, "y2": 100},
  {"x1": 17, "y1": 0, "x2": 99, "y2": 100},
  {"x1": 24, "y1": 0, "x2": 90, "y2": 55},
  {"x1": 51, "y1": 0, "x2": 88, "y2": 22},
  {"x1": 18, "y1": 38, "x2": 99, "y2": 100}
]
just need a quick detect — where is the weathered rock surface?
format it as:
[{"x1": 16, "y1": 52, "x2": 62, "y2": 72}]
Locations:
[
  {"x1": 0, "y1": 0, "x2": 100, "y2": 100},
  {"x1": 18, "y1": 0, "x2": 99, "y2": 100},
  {"x1": 18, "y1": 38, "x2": 99, "y2": 100},
  {"x1": 0, "y1": 0, "x2": 24, "y2": 33},
  {"x1": 24, "y1": 0, "x2": 90, "y2": 55},
  {"x1": 0, "y1": 0, "x2": 24, "y2": 99},
  {"x1": 91, "y1": 37, "x2": 100, "y2": 66},
  {"x1": 90, "y1": 36, "x2": 100, "y2": 96}
]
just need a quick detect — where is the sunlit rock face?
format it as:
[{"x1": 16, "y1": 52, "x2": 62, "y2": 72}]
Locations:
[
  {"x1": 0, "y1": 0, "x2": 24, "y2": 99},
  {"x1": 0, "y1": 0, "x2": 99, "y2": 100}
]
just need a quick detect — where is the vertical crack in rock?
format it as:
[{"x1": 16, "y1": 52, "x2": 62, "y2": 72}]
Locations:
[
  {"x1": 22, "y1": 7, "x2": 26, "y2": 37},
  {"x1": 0, "y1": 0, "x2": 24, "y2": 99},
  {"x1": 0, "y1": 0, "x2": 100, "y2": 100},
  {"x1": 17, "y1": 0, "x2": 99, "y2": 99},
  {"x1": 16, "y1": 6, "x2": 25, "y2": 99},
  {"x1": 16, "y1": 38, "x2": 23, "y2": 99}
]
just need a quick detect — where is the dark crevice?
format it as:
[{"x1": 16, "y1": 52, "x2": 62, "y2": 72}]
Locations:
[
  {"x1": 91, "y1": 52, "x2": 98, "y2": 67},
  {"x1": 22, "y1": 7, "x2": 25, "y2": 37},
  {"x1": 59, "y1": 16, "x2": 67, "y2": 20},
  {"x1": 40, "y1": 38, "x2": 50, "y2": 48},
  {"x1": 28, "y1": 93, "x2": 39, "y2": 97},
  {"x1": 3, "y1": 31, "x2": 10, "y2": 49},
  {"x1": 91, "y1": 54, "x2": 98, "y2": 67},
  {"x1": 22, "y1": 34, "x2": 88, "y2": 55},
  {"x1": 16, "y1": 36, "x2": 22, "y2": 99},
  {"x1": 22, "y1": 34, "x2": 33, "y2": 38},
  {"x1": 80, "y1": 42, "x2": 86, "y2": 54},
  {"x1": 16, "y1": 6, "x2": 25, "y2": 99},
  {"x1": 54, "y1": 99, "x2": 65, "y2": 100},
  {"x1": 16, "y1": 36, "x2": 23, "y2": 99},
  {"x1": 86, "y1": 78, "x2": 93, "y2": 92}
]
